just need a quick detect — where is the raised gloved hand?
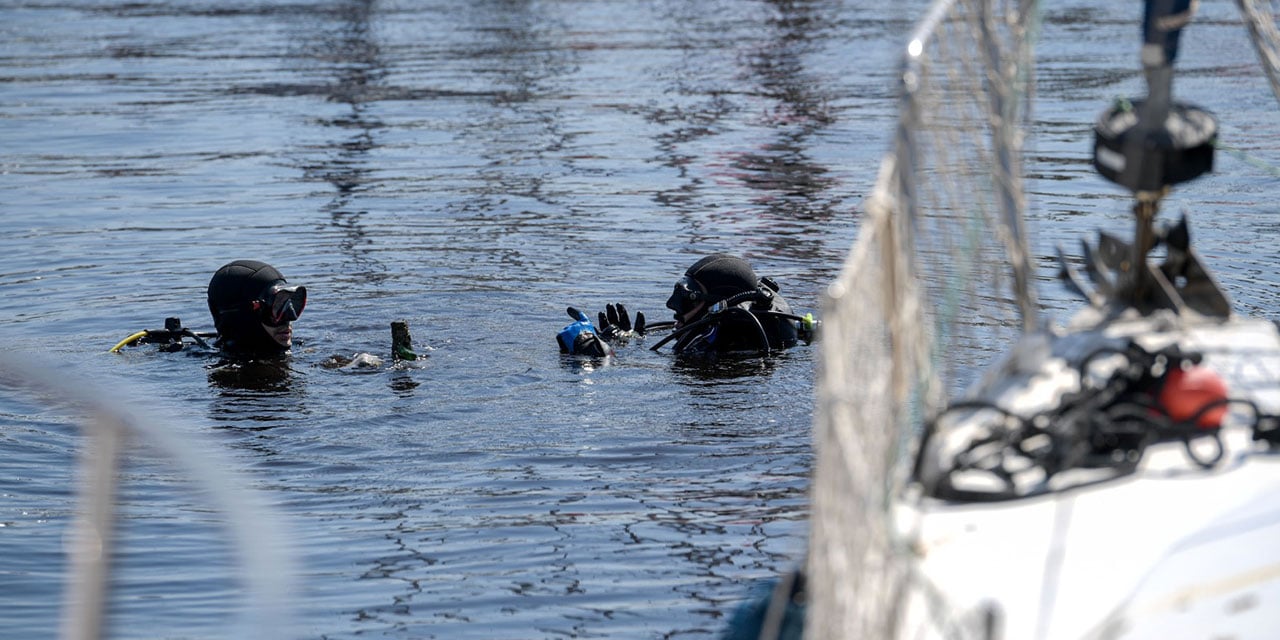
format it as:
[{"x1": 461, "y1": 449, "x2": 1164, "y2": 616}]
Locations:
[
  {"x1": 557, "y1": 307, "x2": 613, "y2": 357},
  {"x1": 597, "y1": 303, "x2": 646, "y2": 341}
]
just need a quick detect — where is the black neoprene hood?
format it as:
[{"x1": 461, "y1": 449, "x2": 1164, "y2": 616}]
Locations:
[
  {"x1": 207, "y1": 260, "x2": 290, "y2": 356},
  {"x1": 684, "y1": 254, "x2": 759, "y2": 302}
]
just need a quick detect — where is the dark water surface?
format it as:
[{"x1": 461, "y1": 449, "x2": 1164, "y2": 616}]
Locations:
[{"x1": 1, "y1": 1, "x2": 1277, "y2": 638}]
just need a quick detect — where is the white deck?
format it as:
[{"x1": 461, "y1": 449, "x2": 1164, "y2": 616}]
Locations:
[{"x1": 899, "y1": 314, "x2": 1280, "y2": 639}]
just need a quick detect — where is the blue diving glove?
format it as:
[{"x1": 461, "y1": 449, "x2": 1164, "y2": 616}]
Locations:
[{"x1": 557, "y1": 307, "x2": 614, "y2": 357}]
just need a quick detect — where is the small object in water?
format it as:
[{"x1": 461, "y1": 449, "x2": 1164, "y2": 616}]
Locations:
[
  {"x1": 345, "y1": 353, "x2": 383, "y2": 369},
  {"x1": 321, "y1": 352, "x2": 384, "y2": 369},
  {"x1": 391, "y1": 320, "x2": 417, "y2": 361}
]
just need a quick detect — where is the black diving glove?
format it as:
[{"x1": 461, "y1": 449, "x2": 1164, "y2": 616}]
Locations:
[
  {"x1": 557, "y1": 307, "x2": 614, "y2": 357},
  {"x1": 597, "y1": 303, "x2": 646, "y2": 340}
]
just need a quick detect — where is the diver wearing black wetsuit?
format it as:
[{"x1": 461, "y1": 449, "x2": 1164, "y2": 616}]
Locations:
[
  {"x1": 659, "y1": 254, "x2": 801, "y2": 356},
  {"x1": 206, "y1": 260, "x2": 306, "y2": 358},
  {"x1": 557, "y1": 254, "x2": 810, "y2": 357},
  {"x1": 109, "y1": 259, "x2": 305, "y2": 357}
]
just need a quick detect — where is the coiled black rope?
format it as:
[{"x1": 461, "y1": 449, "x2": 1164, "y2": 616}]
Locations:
[{"x1": 917, "y1": 340, "x2": 1275, "y2": 502}]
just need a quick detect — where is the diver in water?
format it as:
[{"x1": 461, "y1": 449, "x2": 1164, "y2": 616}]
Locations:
[
  {"x1": 108, "y1": 258, "x2": 303, "y2": 359},
  {"x1": 108, "y1": 258, "x2": 302, "y2": 357},
  {"x1": 113, "y1": 259, "x2": 420, "y2": 366},
  {"x1": 557, "y1": 253, "x2": 814, "y2": 357},
  {"x1": 206, "y1": 259, "x2": 306, "y2": 358},
  {"x1": 654, "y1": 253, "x2": 807, "y2": 355}
]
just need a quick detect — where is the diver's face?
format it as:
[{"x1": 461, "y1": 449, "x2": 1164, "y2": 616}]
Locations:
[
  {"x1": 666, "y1": 276, "x2": 707, "y2": 328},
  {"x1": 261, "y1": 322, "x2": 293, "y2": 348},
  {"x1": 674, "y1": 303, "x2": 705, "y2": 328},
  {"x1": 666, "y1": 296, "x2": 706, "y2": 328}
]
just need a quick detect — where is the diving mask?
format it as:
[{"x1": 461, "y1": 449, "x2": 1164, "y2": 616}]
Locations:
[
  {"x1": 254, "y1": 284, "x2": 306, "y2": 327},
  {"x1": 666, "y1": 275, "x2": 706, "y2": 317}
]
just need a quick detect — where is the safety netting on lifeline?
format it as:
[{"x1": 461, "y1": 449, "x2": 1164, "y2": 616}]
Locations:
[
  {"x1": 805, "y1": 0, "x2": 1040, "y2": 637},
  {"x1": 1238, "y1": 0, "x2": 1280, "y2": 104}
]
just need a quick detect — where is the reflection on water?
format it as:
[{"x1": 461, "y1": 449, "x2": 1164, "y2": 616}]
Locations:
[
  {"x1": 671, "y1": 353, "x2": 782, "y2": 382},
  {"x1": 1, "y1": 0, "x2": 1278, "y2": 638},
  {"x1": 207, "y1": 359, "x2": 299, "y2": 395},
  {"x1": 296, "y1": 0, "x2": 390, "y2": 284},
  {"x1": 720, "y1": 0, "x2": 843, "y2": 234}
]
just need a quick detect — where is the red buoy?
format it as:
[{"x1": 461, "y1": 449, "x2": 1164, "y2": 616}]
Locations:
[{"x1": 1159, "y1": 365, "x2": 1229, "y2": 428}]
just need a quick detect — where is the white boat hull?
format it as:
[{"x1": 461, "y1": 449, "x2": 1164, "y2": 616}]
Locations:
[{"x1": 899, "y1": 314, "x2": 1280, "y2": 639}]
